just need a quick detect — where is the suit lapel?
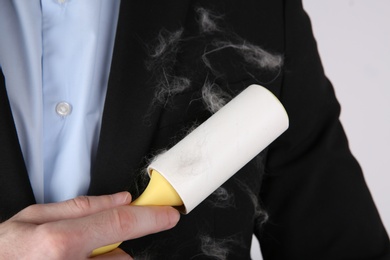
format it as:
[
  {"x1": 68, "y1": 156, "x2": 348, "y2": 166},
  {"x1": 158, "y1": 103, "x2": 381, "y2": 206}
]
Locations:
[
  {"x1": 0, "y1": 73, "x2": 36, "y2": 219},
  {"x1": 89, "y1": 0, "x2": 191, "y2": 196}
]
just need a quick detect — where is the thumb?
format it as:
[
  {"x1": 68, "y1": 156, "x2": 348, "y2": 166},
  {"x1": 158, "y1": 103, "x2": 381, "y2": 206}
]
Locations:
[
  {"x1": 77, "y1": 205, "x2": 180, "y2": 254},
  {"x1": 12, "y1": 192, "x2": 132, "y2": 224}
]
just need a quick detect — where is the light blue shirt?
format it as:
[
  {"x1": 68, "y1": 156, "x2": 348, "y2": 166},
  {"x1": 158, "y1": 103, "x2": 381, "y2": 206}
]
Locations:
[{"x1": 0, "y1": 0, "x2": 121, "y2": 203}]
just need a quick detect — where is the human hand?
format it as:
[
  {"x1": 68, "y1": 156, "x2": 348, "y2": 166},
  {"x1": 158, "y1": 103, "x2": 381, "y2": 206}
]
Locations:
[{"x1": 0, "y1": 192, "x2": 180, "y2": 259}]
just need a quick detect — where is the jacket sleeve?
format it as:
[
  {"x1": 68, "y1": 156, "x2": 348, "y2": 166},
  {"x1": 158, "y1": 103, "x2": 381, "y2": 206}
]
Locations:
[{"x1": 256, "y1": 1, "x2": 390, "y2": 259}]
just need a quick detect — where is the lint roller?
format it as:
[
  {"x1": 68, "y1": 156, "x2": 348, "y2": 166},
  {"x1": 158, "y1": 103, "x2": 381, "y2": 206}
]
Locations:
[{"x1": 92, "y1": 84, "x2": 289, "y2": 256}]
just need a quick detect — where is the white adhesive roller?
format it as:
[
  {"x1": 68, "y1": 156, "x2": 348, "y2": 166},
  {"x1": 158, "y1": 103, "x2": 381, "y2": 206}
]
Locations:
[
  {"x1": 148, "y1": 84, "x2": 289, "y2": 214},
  {"x1": 92, "y1": 84, "x2": 289, "y2": 256}
]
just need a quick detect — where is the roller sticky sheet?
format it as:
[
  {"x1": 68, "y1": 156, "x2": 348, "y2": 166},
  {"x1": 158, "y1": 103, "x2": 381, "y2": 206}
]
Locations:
[{"x1": 147, "y1": 84, "x2": 289, "y2": 213}]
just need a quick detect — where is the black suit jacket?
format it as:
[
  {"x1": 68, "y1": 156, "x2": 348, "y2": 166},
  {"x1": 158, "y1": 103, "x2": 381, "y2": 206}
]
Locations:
[{"x1": 1, "y1": 0, "x2": 389, "y2": 259}]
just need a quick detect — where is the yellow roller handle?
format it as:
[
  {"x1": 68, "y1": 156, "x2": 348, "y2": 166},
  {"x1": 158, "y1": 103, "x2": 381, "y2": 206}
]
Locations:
[
  {"x1": 90, "y1": 170, "x2": 183, "y2": 257},
  {"x1": 91, "y1": 242, "x2": 121, "y2": 257}
]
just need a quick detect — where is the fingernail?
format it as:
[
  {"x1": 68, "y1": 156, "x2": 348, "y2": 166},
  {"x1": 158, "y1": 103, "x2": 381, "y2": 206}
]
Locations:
[
  {"x1": 168, "y1": 208, "x2": 180, "y2": 227},
  {"x1": 112, "y1": 192, "x2": 131, "y2": 205}
]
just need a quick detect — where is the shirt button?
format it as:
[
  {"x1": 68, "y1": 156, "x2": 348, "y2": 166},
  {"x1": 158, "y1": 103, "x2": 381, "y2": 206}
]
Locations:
[{"x1": 56, "y1": 102, "x2": 72, "y2": 117}]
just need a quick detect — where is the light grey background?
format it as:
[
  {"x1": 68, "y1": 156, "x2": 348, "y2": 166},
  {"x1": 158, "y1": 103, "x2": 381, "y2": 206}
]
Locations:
[{"x1": 251, "y1": 1, "x2": 390, "y2": 259}]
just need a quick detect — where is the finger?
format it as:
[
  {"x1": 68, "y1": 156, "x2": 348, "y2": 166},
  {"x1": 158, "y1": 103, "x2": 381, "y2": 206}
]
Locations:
[
  {"x1": 86, "y1": 206, "x2": 180, "y2": 251},
  {"x1": 53, "y1": 205, "x2": 180, "y2": 254},
  {"x1": 90, "y1": 248, "x2": 133, "y2": 260},
  {"x1": 13, "y1": 192, "x2": 132, "y2": 224}
]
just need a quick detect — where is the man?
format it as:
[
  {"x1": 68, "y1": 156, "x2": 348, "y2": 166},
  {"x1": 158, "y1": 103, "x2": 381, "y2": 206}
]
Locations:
[{"x1": 1, "y1": 0, "x2": 389, "y2": 259}]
